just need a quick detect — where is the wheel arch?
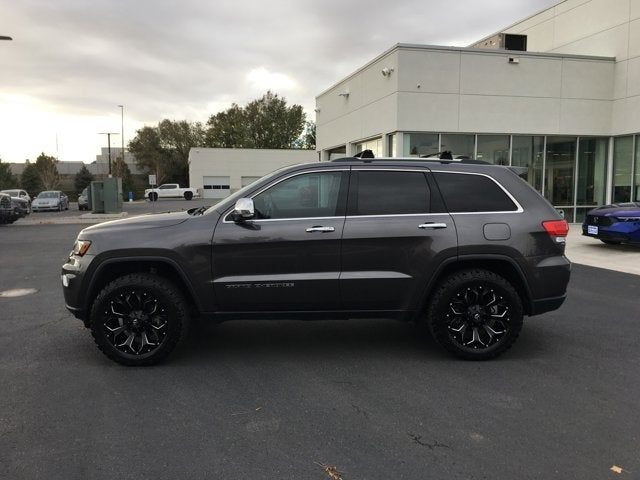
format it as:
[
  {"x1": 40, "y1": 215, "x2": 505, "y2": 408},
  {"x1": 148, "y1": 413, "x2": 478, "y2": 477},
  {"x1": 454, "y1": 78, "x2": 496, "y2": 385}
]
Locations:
[
  {"x1": 418, "y1": 255, "x2": 533, "y2": 318},
  {"x1": 84, "y1": 256, "x2": 202, "y2": 321}
]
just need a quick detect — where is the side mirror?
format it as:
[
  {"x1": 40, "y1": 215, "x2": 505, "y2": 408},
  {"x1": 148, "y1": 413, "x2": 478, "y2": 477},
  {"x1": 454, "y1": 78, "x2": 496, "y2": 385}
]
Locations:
[{"x1": 232, "y1": 198, "x2": 255, "y2": 221}]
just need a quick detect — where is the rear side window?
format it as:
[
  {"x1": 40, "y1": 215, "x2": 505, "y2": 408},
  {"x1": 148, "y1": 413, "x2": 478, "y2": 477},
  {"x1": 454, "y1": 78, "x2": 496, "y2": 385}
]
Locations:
[
  {"x1": 350, "y1": 171, "x2": 430, "y2": 215},
  {"x1": 433, "y1": 172, "x2": 518, "y2": 213}
]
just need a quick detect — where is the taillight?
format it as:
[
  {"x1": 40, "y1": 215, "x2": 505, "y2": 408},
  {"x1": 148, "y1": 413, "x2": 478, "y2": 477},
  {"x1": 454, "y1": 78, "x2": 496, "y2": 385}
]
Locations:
[{"x1": 542, "y1": 219, "x2": 569, "y2": 238}]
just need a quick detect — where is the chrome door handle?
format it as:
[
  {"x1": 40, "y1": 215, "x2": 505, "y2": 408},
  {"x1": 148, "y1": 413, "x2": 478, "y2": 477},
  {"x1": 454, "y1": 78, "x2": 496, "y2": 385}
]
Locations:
[
  {"x1": 306, "y1": 226, "x2": 335, "y2": 233},
  {"x1": 418, "y1": 222, "x2": 447, "y2": 229}
]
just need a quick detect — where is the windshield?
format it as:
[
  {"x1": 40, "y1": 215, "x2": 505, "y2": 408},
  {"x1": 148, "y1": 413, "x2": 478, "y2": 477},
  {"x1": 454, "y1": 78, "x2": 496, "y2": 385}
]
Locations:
[
  {"x1": 1, "y1": 190, "x2": 20, "y2": 196},
  {"x1": 37, "y1": 191, "x2": 59, "y2": 199}
]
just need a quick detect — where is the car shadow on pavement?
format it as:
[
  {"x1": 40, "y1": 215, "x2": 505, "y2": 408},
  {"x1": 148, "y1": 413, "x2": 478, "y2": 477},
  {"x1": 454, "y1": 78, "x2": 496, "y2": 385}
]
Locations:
[{"x1": 169, "y1": 318, "x2": 551, "y2": 365}]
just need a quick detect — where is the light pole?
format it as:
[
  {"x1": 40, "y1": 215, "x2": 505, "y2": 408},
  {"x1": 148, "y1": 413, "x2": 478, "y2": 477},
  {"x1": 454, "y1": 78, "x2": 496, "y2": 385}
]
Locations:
[
  {"x1": 118, "y1": 105, "x2": 124, "y2": 163},
  {"x1": 98, "y1": 132, "x2": 119, "y2": 177}
]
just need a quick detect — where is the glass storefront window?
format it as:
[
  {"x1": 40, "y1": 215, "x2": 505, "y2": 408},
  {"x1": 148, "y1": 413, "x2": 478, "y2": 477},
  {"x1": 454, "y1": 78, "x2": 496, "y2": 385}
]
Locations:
[
  {"x1": 440, "y1": 134, "x2": 474, "y2": 159},
  {"x1": 576, "y1": 137, "x2": 608, "y2": 206},
  {"x1": 404, "y1": 133, "x2": 439, "y2": 157},
  {"x1": 476, "y1": 135, "x2": 510, "y2": 165},
  {"x1": 512, "y1": 136, "x2": 544, "y2": 192},
  {"x1": 355, "y1": 138, "x2": 383, "y2": 157},
  {"x1": 545, "y1": 136, "x2": 577, "y2": 207},
  {"x1": 387, "y1": 134, "x2": 397, "y2": 157},
  {"x1": 327, "y1": 145, "x2": 346, "y2": 161},
  {"x1": 613, "y1": 136, "x2": 633, "y2": 203}
]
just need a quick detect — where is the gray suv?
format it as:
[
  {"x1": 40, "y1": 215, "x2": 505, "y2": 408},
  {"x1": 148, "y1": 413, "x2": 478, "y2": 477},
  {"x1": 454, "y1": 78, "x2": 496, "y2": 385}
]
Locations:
[{"x1": 62, "y1": 158, "x2": 570, "y2": 365}]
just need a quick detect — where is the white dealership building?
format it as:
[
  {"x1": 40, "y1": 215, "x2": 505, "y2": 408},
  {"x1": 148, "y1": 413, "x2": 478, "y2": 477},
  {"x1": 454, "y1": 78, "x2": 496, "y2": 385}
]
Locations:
[{"x1": 315, "y1": 0, "x2": 640, "y2": 222}]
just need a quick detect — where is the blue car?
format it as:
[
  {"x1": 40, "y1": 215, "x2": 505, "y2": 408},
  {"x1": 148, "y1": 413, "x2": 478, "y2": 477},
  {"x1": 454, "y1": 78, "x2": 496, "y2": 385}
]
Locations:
[{"x1": 582, "y1": 202, "x2": 640, "y2": 245}]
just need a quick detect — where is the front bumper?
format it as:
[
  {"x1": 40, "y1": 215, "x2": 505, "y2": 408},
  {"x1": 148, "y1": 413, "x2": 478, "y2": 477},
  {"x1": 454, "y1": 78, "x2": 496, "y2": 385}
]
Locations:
[
  {"x1": 33, "y1": 204, "x2": 59, "y2": 211},
  {"x1": 61, "y1": 253, "x2": 95, "y2": 323},
  {"x1": 581, "y1": 223, "x2": 640, "y2": 244}
]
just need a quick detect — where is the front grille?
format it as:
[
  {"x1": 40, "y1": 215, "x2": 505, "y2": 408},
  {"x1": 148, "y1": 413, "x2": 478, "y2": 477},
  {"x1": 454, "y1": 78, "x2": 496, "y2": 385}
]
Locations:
[
  {"x1": 0, "y1": 196, "x2": 11, "y2": 209},
  {"x1": 586, "y1": 215, "x2": 613, "y2": 227}
]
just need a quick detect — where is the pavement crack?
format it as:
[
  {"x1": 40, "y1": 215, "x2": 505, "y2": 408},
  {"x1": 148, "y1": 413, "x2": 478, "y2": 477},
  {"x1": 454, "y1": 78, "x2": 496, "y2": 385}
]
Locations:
[{"x1": 408, "y1": 433, "x2": 451, "y2": 450}]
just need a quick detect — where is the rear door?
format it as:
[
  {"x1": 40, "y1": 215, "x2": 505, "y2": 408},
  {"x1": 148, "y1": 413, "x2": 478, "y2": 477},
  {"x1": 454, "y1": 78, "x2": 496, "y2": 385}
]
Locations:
[
  {"x1": 340, "y1": 167, "x2": 458, "y2": 312},
  {"x1": 212, "y1": 168, "x2": 349, "y2": 311}
]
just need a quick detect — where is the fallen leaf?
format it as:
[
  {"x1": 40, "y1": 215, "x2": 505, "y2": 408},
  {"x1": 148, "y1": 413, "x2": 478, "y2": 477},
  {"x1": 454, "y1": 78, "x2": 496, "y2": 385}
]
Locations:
[
  {"x1": 315, "y1": 461, "x2": 343, "y2": 480},
  {"x1": 610, "y1": 465, "x2": 624, "y2": 474}
]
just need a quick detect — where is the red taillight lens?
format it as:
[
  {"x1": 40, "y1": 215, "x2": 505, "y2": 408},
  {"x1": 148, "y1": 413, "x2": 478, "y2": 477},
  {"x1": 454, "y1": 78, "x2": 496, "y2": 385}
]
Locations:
[{"x1": 542, "y1": 219, "x2": 569, "y2": 237}]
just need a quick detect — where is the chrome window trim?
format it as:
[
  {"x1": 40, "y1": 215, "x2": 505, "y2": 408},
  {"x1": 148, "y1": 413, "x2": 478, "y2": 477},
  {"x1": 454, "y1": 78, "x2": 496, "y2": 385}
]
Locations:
[
  {"x1": 222, "y1": 168, "x2": 349, "y2": 223},
  {"x1": 346, "y1": 212, "x2": 449, "y2": 219},
  {"x1": 430, "y1": 170, "x2": 524, "y2": 214}
]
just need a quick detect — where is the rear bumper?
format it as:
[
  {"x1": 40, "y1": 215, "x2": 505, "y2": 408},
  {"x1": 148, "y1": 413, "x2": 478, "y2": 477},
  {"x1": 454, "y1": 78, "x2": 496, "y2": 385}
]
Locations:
[{"x1": 531, "y1": 294, "x2": 567, "y2": 315}]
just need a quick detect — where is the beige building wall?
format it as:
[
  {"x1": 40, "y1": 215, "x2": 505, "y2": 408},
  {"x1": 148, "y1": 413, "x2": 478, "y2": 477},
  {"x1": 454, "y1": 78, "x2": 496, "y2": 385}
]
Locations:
[
  {"x1": 499, "y1": 0, "x2": 640, "y2": 135},
  {"x1": 316, "y1": 44, "x2": 615, "y2": 155},
  {"x1": 188, "y1": 148, "x2": 318, "y2": 198}
]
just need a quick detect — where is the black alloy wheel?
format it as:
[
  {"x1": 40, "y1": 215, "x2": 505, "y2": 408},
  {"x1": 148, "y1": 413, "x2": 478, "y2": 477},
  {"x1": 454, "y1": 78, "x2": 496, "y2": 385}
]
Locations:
[
  {"x1": 90, "y1": 273, "x2": 189, "y2": 366},
  {"x1": 427, "y1": 269, "x2": 523, "y2": 360}
]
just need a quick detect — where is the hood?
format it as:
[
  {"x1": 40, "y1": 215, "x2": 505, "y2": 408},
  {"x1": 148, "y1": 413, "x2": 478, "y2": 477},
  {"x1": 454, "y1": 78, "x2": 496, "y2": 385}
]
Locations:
[
  {"x1": 33, "y1": 197, "x2": 58, "y2": 204},
  {"x1": 589, "y1": 202, "x2": 640, "y2": 217},
  {"x1": 81, "y1": 210, "x2": 191, "y2": 235}
]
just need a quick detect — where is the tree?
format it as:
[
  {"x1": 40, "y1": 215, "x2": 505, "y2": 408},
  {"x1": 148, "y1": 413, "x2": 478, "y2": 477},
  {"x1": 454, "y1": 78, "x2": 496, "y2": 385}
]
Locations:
[
  {"x1": 34, "y1": 153, "x2": 59, "y2": 190},
  {"x1": 301, "y1": 121, "x2": 316, "y2": 149},
  {"x1": 21, "y1": 161, "x2": 41, "y2": 196},
  {"x1": 0, "y1": 158, "x2": 17, "y2": 189},
  {"x1": 157, "y1": 119, "x2": 205, "y2": 184},
  {"x1": 112, "y1": 155, "x2": 134, "y2": 199},
  {"x1": 205, "y1": 91, "x2": 306, "y2": 149},
  {"x1": 74, "y1": 164, "x2": 94, "y2": 192},
  {"x1": 128, "y1": 126, "x2": 171, "y2": 184}
]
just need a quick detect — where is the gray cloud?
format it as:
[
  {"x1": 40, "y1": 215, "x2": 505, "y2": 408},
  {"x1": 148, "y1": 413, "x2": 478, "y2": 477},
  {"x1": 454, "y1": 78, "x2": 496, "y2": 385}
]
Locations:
[{"x1": 0, "y1": 0, "x2": 557, "y2": 161}]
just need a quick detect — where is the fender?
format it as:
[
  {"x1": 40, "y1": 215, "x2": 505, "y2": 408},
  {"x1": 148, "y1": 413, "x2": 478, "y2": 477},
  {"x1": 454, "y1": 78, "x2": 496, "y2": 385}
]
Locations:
[
  {"x1": 83, "y1": 254, "x2": 204, "y2": 313},
  {"x1": 416, "y1": 253, "x2": 534, "y2": 317}
]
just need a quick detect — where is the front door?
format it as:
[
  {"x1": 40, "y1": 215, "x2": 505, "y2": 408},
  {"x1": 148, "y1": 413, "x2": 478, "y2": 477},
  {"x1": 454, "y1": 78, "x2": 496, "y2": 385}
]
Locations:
[
  {"x1": 212, "y1": 169, "x2": 349, "y2": 311},
  {"x1": 340, "y1": 168, "x2": 458, "y2": 312}
]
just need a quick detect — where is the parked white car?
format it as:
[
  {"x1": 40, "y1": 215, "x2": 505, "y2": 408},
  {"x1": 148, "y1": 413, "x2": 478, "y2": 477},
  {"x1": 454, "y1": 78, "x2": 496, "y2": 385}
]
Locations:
[{"x1": 144, "y1": 183, "x2": 199, "y2": 201}]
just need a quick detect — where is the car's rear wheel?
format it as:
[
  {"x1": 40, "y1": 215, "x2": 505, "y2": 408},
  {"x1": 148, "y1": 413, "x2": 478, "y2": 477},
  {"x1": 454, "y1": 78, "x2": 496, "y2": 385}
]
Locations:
[
  {"x1": 148, "y1": 192, "x2": 158, "y2": 202},
  {"x1": 89, "y1": 273, "x2": 189, "y2": 366},
  {"x1": 601, "y1": 239, "x2": 622, "y2": 245},
  {"x1": 426, "y1": 269, "x2": 523, "y2": 360},
  {"x1": 184, "y1": 191, "x2": 193, "y2": 200}
]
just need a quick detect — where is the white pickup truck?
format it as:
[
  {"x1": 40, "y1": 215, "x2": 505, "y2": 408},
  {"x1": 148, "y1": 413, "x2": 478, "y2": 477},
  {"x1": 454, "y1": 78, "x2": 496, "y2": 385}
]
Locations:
[{"x1": 144, "y1": 184, "x2": 199, "y2": 201}]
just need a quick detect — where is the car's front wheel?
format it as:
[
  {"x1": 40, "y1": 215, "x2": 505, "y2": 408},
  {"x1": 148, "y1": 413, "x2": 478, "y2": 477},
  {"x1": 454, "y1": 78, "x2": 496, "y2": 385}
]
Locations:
[
  {"x1": 426, "y1": 269, "x2": 523, "y2": 360},
  {"x1": 184, "y1": 191, "x2": 193, "y2": 200},
  {"x1": 89, "y1": 273, "x2": 189, "y2": 366},
  {"x1": 148, "y1": 192, "x2": 158, "y2": 202}
]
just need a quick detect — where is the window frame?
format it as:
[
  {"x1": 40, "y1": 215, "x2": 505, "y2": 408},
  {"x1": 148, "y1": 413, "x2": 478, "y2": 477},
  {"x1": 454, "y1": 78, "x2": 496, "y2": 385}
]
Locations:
[
  {"x1": 223, "y1": 168, "x2": 349, "y2": 223},
  {"x1": 430, "y1": 170, "x2": 524, "y2": 214}
]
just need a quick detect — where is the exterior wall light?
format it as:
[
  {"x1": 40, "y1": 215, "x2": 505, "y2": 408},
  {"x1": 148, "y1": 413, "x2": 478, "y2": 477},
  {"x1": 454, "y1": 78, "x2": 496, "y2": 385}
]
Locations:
[
  {"x1": 338, "y1": 92, "x2": 350, "y2": 98},
  {"x1": 381, "y1": 67, "x2": 394, "y2": 77}
]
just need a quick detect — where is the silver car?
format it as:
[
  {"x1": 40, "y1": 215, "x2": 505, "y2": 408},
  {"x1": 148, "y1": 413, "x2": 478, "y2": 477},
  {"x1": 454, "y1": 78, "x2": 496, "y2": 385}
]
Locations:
[{"x1": 32, "y1": 190, "x2": 69, "y2": 212}]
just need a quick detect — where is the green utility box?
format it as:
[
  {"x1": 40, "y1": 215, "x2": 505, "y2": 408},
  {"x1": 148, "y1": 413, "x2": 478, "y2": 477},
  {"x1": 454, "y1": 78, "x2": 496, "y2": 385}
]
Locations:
[{"x1": 90, "y1": 178, "x2": 122, "y2": 213}]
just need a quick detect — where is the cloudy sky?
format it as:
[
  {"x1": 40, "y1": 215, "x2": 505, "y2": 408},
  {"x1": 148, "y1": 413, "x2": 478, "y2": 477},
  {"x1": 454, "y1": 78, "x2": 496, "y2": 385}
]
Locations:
[{"x1": 0, "y1": 0, "x2": 557, "y2": 163}]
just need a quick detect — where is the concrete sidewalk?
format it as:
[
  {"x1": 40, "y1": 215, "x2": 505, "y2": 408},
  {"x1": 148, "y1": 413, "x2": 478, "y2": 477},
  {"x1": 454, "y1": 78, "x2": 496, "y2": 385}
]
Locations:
[{"x1": 565, "y1": 224, "x2": 640, "y2": 276}]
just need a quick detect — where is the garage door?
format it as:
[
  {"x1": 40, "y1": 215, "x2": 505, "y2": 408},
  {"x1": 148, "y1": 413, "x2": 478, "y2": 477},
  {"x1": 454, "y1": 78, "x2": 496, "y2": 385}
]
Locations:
[{"x1": 202, "y1": 176, "x2": 230, "y2": 199}]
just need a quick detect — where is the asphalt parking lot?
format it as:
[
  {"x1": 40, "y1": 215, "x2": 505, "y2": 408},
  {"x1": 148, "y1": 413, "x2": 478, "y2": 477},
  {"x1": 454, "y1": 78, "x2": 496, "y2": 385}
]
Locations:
[{"x1": 1, "y1": 223, "x2": 639, "y2": 480}]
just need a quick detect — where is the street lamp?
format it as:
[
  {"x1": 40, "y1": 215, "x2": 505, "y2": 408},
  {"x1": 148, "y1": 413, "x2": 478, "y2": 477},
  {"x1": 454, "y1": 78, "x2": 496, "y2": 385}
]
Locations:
[
  {"x1": 117, "y1": 105, "x2": 124, "y2": 164},
  {"x1": 98, "y1": 132, "x2": 120, "y2": 177}
]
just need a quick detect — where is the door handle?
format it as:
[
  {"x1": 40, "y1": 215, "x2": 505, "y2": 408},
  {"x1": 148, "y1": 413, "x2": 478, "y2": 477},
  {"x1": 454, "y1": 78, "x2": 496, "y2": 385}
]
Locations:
[
  {"x1": 418, "y1": 222, "x2": 447, "y2": 229},
  {"x1": 306, "y1": 226, "x2": 335, "y2": 233}
]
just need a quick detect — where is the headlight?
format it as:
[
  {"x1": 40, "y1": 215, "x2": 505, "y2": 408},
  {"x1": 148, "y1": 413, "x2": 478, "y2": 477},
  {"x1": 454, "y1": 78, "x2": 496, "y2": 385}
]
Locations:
[{"x1": 72, "y1": 239, "x2": 91, "y2": 256}]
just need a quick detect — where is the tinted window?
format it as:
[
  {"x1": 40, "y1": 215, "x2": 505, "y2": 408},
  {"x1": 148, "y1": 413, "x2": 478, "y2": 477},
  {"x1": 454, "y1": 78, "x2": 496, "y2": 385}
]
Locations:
[
  {"x1": 351, "y1": 171, "x2": 430, "y2": 215},
  {"x1": 253, "y1": 171, "x2": 343, "y2": 219},
  {"x1": 433, "y1": 172, "x2": 518, "y2": 212}
]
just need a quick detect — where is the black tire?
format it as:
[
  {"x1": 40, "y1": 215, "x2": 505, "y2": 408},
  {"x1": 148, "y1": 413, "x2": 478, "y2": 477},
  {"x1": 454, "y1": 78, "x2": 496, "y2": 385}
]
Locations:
[
  {"x1": 149, "y1": 192, "x2": 158, "y2": 202},
  {"x1": 89, "y1": 273, "x2": 190, "y2": 366},
  {"x1": 426, "y1": 269, "x2": 523, "y2": 360},
  {"x1": 601, "y1": 239, "x2": 622, "y2": 245},
  {"x1": 184, "y1": 191, "x2": 193, "y2": 201}
]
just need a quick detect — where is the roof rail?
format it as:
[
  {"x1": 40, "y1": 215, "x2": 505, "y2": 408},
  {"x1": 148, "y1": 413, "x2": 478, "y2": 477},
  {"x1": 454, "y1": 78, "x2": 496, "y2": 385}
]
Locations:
[{"x1": 330, "y1": 156, "x2": 491, "y2": 165}]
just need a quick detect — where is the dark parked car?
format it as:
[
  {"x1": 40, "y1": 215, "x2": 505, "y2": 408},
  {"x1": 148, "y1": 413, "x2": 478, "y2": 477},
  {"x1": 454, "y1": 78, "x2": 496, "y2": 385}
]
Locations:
[
  {"x1": 1, "y1": 189, "x2": 32, "y2": 213},
  {"x1": 62, "y1": 158, "x2": 571, "y2": 365},
  {"x1": 0, "y1": 190, "x2": 29, "y2": 223},
  {"x1": 78, "y1": 187, "x2": 89, "y2": 211},
  {"x1": 0, "y1": 192, "x2": 13, "y2": 224},
  {"x1": 582, "y1": 202, "x2": 640, "y2": 245},
  {"x1": 32, "y1": 190, "x2": 69, "y2": 212}
]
